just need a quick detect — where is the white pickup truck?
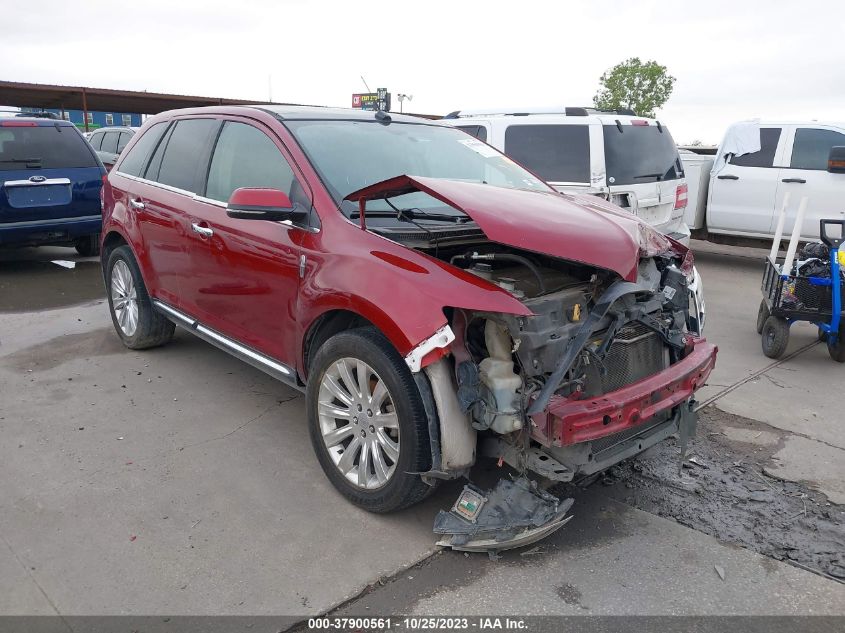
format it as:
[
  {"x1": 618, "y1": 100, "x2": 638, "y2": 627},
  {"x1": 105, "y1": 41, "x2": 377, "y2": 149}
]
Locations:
[{"x1": 682, "y1": 120, "x2": 845, "y2": 246}]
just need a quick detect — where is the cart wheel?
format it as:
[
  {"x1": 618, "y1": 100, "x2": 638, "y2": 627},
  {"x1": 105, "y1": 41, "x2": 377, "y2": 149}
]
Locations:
[
  {"x1": 761, "y1": 316, "x2": 789, "y2": 359},
  {"x1": 828, "y1": 328, "x2": 845, "y2": 363},
  {"x1": 756, "y1": 300, "x2": 770, "y2": 334}
]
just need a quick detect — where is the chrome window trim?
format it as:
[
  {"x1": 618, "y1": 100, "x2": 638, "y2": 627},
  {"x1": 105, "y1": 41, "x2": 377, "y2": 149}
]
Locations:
[
  {"x1": 151, "y1": 300, "x2": 301, "y2": 390},
  {"x1": 4, "y1": 177, "x2": 72, "y2": 187},
  {"x1": 0, "y1": 214, "x2": 101, "y2": 228}
]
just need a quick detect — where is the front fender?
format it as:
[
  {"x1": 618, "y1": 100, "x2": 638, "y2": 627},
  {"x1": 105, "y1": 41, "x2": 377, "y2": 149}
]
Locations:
[{"x1": 297, "y1": 227, "x2": 531, "y2": 370}]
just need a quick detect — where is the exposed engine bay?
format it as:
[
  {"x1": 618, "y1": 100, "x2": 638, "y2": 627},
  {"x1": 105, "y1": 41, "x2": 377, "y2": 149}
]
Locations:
[
  {"x1": 349, "y1": 175, "x2": 716, "y2": 553},
  {"x1": 377, "y1": 227, "x2": 709, "y2": 552}
]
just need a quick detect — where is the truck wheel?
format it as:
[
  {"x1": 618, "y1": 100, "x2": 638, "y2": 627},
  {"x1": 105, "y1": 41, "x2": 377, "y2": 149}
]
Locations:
[
  {"x1": 761, "y1": 316, "x2": 789, "y2": 359},
  {"x1": 756, "y1": 300, "x2": 770, "y2": 334},
  {"x1": 75, "y1": 234, "x2": 100, "y2": 257},
  {"x1": 306, "y1": 327, "x2": 434, "y2": 513},
  {"x1": 828, "y1": 328, "x2": 845, "y2": 363},
  {"x1": 105, "y1": 245, "x2": 175, "y2": 350}
]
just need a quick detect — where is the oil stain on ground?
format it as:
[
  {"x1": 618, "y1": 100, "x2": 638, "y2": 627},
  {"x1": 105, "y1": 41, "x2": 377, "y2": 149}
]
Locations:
[{"x1": 3, "y1": 328, "x2": 125, "y2": 372}]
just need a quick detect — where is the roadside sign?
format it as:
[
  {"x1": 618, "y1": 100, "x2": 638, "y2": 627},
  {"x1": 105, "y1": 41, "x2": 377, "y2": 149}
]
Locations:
[{"x1": 352, "y1": 89, "x2": 391, "y2": 111}]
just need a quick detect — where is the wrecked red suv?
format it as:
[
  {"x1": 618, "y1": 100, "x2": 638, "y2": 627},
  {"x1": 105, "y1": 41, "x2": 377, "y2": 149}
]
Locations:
[{"x1": 102, "y1": 106, "x2": 716, "y2": 550}]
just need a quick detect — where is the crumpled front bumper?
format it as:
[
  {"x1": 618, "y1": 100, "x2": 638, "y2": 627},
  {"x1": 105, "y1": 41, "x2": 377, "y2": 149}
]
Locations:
[{"x1": 530, "y1": 338, "x2": 717, "y2": 447}]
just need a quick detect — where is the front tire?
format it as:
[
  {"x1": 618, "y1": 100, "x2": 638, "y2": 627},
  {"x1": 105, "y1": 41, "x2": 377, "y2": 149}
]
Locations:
[
  {"x1": 306, "y1": 327, "x2": 434, "y2": 513},
  {"x1": 761, "y1": 316, "x2": 789, "y2": 359},
  {"x1": 105, "y1": 245, "x2": 174, "y2": 350}
]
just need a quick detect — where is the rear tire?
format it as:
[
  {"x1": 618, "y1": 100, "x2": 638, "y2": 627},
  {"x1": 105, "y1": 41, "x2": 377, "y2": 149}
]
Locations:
[
  {"x1": 761, "y1": 316, "x2": 789, "y2": 359},
  {"x1": 756, "y1": 300, "x2": 770, "y2": 334},
  {"x1": 105, "y1": 245, "x2": 174, "y2": 350},
  {"x1": 828, "y1": 327, "x2": 845, "y2": 362},
  {"x1": 75, "y1": 234, "x2": 100, "y2": 257},
  {"x1": 306, "y1": 327, "x2": 435, "y2": 513}
]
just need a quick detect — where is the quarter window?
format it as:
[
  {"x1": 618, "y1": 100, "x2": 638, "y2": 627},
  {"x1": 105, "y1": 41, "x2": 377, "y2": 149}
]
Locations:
[
  {"x1": 152, "y1": 118, "x2": 219, "y2": 192},
  {"x1": 730, "y1": 128, "x2": 781, "y2": 168},
  {"x1": 118, "y1": 122, "x2": 167, "y2": 177},
  {"x1": 790, "y1": 128, "x2": 845, "y2": 171},
  {"x1": 504, "y1": 124, "x2": 591, "y2": 183},
  {"x1": 205, "y1": 121, "x2": 298, "y2": 202},
  {"x1": 88, "y1": 132, "x2": 104, "y2": 150}
]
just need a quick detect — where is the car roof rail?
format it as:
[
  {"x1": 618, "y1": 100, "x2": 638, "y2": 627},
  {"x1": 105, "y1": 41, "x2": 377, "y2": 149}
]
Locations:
[
  {"x1": 16, "y1": 111, "x2": 61, "y2": 120},
  {"x1": 582, "y1": 107, "x2": 638, "y2": 117},
  {"x1": 443, "y1": 106, "x2": 591, "y2": 118}
]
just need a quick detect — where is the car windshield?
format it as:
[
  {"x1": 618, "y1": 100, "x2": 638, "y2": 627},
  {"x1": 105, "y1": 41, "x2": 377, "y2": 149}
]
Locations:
[
  {"x1": 603, "y1": 124, "x2": 683, "y2": 186},
  {"x1": 0, "y1": 124, "x2": 98, "y2": 170},
  {"x1": 285, "y1": 120, "x2": 553, "y2": 221}
]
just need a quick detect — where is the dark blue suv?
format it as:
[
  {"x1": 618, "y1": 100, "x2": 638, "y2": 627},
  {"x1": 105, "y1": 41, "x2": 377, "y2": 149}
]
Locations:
[{"x1": 0, "y1": 116, "x2": 105, "y2": 255}]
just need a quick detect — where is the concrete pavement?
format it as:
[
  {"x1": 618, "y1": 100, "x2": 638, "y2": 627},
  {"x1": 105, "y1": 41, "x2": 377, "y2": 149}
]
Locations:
[{"x1": 690, "y1": 241, "x2": 845, "y2": 504}]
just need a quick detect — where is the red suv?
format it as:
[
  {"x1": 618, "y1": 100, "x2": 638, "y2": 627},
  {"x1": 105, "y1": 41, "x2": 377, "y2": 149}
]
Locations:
[{"x1": 102, "y1": 106, "x2": 716, "y2": 546}]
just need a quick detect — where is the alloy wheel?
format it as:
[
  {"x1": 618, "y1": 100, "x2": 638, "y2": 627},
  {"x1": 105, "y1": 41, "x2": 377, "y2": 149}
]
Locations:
[
  {"x1": 111, "y1": 259, "x2": 139, "y2": 337},
  {"x1": 317, "y1": 357, "x2": 400, "y2": 490}
]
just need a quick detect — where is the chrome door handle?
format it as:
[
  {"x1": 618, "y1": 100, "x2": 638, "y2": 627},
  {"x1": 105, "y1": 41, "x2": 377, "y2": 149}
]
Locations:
[
  {"x1": 191, "y1": 223, "x2": 214, "y2": 238},
  {"x1": 129, "y1": 198, "x2": 145, "y2": 210}
]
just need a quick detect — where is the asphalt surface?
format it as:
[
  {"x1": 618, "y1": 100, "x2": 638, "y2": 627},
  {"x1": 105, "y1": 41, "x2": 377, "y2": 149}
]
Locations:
[{"x1": 1, "y1": 243, "x2": 843, "y2": 619}]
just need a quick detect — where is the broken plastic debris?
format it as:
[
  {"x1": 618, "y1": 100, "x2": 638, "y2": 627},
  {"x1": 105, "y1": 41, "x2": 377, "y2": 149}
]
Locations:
[
  {"x1": 714, "y1": 564, "x2": 725, "y2": 581},
  {"x1": 433, "y1": 476, "x2": 574, "y2": 552},
  {"x1": 51, "y1": 260, "x2": 76, "y2": 269}
]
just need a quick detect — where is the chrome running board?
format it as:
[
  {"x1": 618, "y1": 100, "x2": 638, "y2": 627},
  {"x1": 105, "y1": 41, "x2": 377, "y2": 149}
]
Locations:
[{"x1": 152, "y1": 300, "x2": 303, "y2": 391}]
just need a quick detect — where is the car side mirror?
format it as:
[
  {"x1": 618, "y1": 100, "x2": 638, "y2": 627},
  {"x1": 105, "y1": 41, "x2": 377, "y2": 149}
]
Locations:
[
  {"x1": 226, "y1": 187, "x2": 296, "y2": 221},
  {"x1": 828, "y1": 146, "x2": 845, "y2": 173}
]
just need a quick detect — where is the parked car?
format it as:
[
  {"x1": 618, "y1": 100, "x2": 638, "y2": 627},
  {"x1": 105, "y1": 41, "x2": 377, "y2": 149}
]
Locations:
[
  {"x1": 684, "y1": 120, "x2": 845, "y2": 245},
  {"x1": 102, "y1": 106, "x2": 716, "y2": 547},
  {"x1": 87, "y1": 126, "x2": 139, "y2": 170},
  {"x1": 0, "y1": 117, "x2": 105, "y2": 255},
  {"x1": 442, "y1": 107, "x2": 706, "y2": 332}
]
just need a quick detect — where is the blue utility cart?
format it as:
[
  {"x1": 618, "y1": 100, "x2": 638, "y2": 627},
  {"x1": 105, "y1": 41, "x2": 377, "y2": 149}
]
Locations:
[{"x1": 757, "y1": 219, "x2": 845, "y2": 362}]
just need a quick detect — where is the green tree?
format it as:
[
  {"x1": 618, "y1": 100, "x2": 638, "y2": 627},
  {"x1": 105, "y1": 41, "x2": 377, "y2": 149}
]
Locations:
[{"x1": 593, "y1": 58, "x2": 676, "y2": 118}]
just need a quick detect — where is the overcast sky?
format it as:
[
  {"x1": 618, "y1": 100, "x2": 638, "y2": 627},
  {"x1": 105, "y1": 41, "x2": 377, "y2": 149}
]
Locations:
[{"x1": 3, "y1": 0, "x2": 842, "y2": 144}]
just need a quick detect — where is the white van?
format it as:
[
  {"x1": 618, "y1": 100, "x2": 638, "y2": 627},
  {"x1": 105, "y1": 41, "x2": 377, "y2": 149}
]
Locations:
[
  {"x1": 687, "y1": 120, "x2": 845, "y2": 242},
  {"x1": 441, "y1": 107, "x2": 691, "y2": 244}
]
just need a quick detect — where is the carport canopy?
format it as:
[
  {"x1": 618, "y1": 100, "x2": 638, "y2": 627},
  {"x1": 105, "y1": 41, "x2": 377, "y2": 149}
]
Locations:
[{"x1": 0, "y1": 80, "x2": 292, "y2": 128}]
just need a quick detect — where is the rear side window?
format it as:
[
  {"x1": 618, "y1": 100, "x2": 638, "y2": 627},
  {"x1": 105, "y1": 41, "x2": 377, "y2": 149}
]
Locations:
[
  {"x1": 603, "y1": 124, "x2": 682, "y2": 185},
  {"x1": 729, "y1": 128, "x2": 781, "y2": 168},
  {"x1": 790, "y1": 128, "x2": 845, "y2": 170},
  {"x1": 456, "y1": 125, "x2": 487, "y2": 142},
  {"x1": 0, "y1": 124, "x2": 98, "y2": 170},
  {"x1": 152, "y1": 118, "x2": 219, "y2": 193},
  {"x1": 118, "y1": 122, "x2": 167, "y2": 177},
  {"x1": 205, "y1": 121, "x2": 297, "y2": 202},
  {"x1": 101, "y1": 132, "x2": 119, "y2": 154},
  {"x1": 504, "y1": 124, "x2": 590, "y2": 183},
  {"x1": 89, "y1": 132, "x2": 104, "y2": 150}
]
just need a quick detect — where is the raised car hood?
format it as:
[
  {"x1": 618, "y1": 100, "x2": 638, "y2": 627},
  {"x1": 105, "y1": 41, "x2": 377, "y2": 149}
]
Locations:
[{"x1": 345, "y1": 175, "x2": 647, "y2": 281}]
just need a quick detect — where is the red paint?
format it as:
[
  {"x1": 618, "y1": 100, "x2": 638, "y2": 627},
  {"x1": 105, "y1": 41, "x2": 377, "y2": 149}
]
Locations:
[
  {"x1": 228, "y1": 187, "x2": 292, "y2": 209},
  {"x1": 347, "y1": 175, "x2": 644, "y2": 281},
  {"x1": 531, "y1": 338, "x2": 718, "y2": 447}
]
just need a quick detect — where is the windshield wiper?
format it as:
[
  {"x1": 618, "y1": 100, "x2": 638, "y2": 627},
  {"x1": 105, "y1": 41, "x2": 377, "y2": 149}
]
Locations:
[
  {"x1": 633, "y1": 173, "x2": 663, "y2": 181},
  {"x1": 350, "y1": 209, "x2": 468, "y2": 223}
]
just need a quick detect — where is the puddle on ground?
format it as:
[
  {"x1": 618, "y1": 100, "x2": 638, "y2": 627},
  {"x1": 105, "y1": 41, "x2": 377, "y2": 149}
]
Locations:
[
  {"x1": 2, "y1": 328, "x2": 125, "y2": 371},
  {"x1": 0, "y1": 247, "x2": 105, "y2": 313}
]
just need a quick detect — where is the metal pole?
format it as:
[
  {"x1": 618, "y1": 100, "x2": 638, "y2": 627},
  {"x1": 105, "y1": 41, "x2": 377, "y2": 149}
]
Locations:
[{"x1": 81, "y1": 87, "x2": 89, "y2": 133}]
